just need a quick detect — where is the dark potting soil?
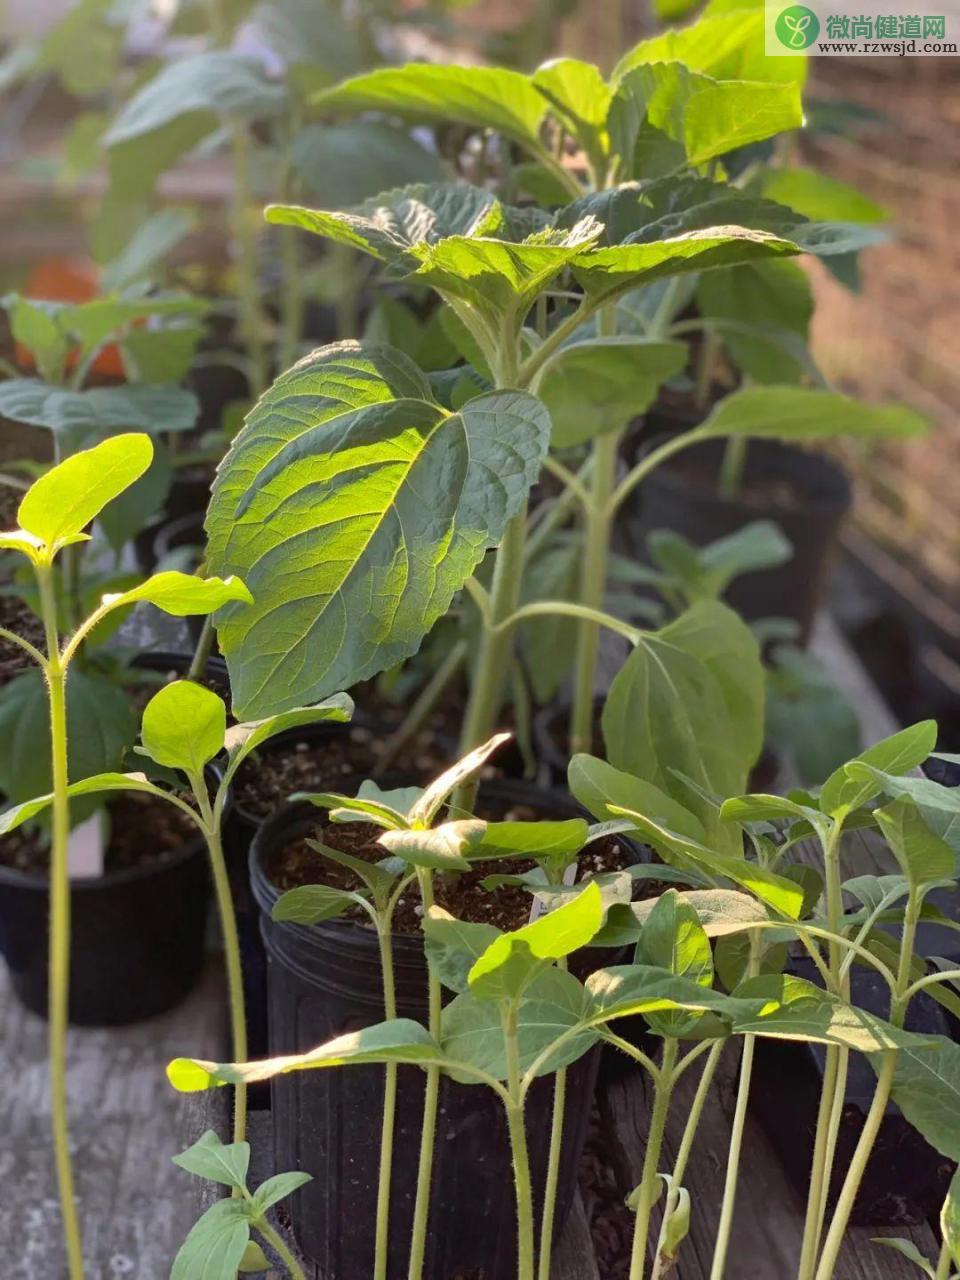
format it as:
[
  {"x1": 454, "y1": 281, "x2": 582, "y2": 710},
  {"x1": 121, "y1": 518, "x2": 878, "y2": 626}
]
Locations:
[
  {"x1": 0, "y1": 790, "x2": 197, "y2": 877},
  {"x1": 124, "y1": 660, "x2": 231, "y2": 718},
  {"x1": 0, "y1": 488, "x2": 45, "y2": 686},
  {"x1": 668, "y1": 457, "x2": 805, "y2": 510},
  {"x1": 581, "y1": 1106, "x2": 635, "y2": 1278},
  {"x1": 266, "y1": 800, "x2": 632, "y2": 934},
  {"x1": 234, "y1": 720, "x2": 503, "y2": 819}
]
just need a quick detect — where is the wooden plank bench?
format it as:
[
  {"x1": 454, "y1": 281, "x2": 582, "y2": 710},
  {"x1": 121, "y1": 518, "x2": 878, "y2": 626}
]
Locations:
[{"x1": 0, "y1": 614, "x2": 944, "y2": 1277}]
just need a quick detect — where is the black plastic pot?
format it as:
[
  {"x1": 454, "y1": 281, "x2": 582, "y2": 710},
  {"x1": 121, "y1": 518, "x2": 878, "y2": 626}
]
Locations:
[
  {"x1": 0, "y1": 762, "x2": 223, "y2": 1027},
  {"x1": 751, "y1": 961, "x2": 955, "y2": 1225},
  {"x1": 627, "y1": 438, "x2": 853, "y2": 645},
  {"x1": 251, "y1": 781, "x2": 633, "y2": 1279}
]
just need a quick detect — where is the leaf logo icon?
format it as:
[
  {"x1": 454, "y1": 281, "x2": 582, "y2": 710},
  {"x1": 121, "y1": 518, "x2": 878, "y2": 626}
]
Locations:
[{"x1": 775, "y1": 4, "x2": 820, "y2": 48}]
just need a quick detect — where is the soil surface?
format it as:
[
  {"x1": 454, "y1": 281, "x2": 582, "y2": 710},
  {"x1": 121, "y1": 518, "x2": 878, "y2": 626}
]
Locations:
[
  {"x1": 0, "y1": 790, "x2": 198, "y2": 877},
  {"x1": 265, "y1": 795, "x2": 635, "y2": 934}
]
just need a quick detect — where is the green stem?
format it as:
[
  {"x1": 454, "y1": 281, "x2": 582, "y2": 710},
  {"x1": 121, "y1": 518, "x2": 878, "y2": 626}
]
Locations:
[
  {"x1": 652, "y1": 1041, "x2": 725, "y2": 1280},
  {"x1": 709, "y1": 1035, "x2": 756, "y2": 1280},
  {"x1": 453, "y1": 505, "x2": 528, "y2": 810},
  {"x1": 373, "y1": 922, "x2": 398, "y2": 1280},
  {"x1": 570, "y1": 429, "x2": 617, "y2": 755},
  {"x1": 229, "y1": 120, "x2": 266, "y2": 403},
  {"x1": 37, "y1": 564, "x2": 85, "y2": 1280},
  {"x1": 408, "y1": 870, "x2": 442, "y2": 1280},
  {"x1": 608, "y1": 431, "x2": 707, "y2": 519},
  {"x1": 504, "y1": 1001, "x2": 536, "y2": 1280},
  {"x1": 198, "y1": 787, "x2": 247, "y2": 1145},
  {"x1": 255, "y1": 1214, "x2": 308, "y2": 1280},
  {"x1": 537, "y1": 1066, "x2": 566, "y2": 1280},
  {"x1": 694, "y1": 329, "x2": 720, "y2": 410},
  {"x1": 935, "y1": 1239, "x2": 952, "y2": 1280},
  {"x1": 188, "y1": 615, "x2": 216, "y2": 683},
  {"x1": 278, "y1": 109, "x2": 303, "y2": 372},
  {"x1": 629, "y1": 1041, "x2": 678, "y2": 1280},
  {"x1": 718, "y1": 437, "x2": 747, "y2": 500},
  {"x1": 496, "y1": 600, "x2": 641, "y2": 645}
]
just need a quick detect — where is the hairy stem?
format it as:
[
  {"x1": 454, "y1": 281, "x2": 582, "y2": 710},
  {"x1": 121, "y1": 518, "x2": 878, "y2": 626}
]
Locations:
[
  {"x1": 37, "y1": 564, "x2": 85, "y2": 1279},
  {"x1": 255, "y1": 1214, "x2": 308, "y2": 1280},
  {"x1": 408, "y1": 870, "x2": 442, "y2": 1280},
  {"x1": 709, "y1": 1035, "x2": 756, "y2": 1280},
  {"x1": 935, "y1": 1239, "x2": 952, "y2": 1280},
  {"x1": 188, "y1": 615, "x2": 216, "y2": 682},
  {"x1": 718, "y1": 436, "x2": 747, "y2": 500},
  {"x1": 629, "y1": 1042, "x2": 678, "y2": 1280}
]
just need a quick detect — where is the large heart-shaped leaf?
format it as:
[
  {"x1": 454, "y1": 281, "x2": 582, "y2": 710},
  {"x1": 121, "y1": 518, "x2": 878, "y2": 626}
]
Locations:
[
  {"x1": 532, "y1": 58, "x2": 612, "y2": 176},
  {"x1": 890, "y1": 1036, "x2": 960, "y2": 1161},
  {"x1": 537, "y1": 337, "x2": 686, "y2": 447},
  {"x1": 614, "y1": 9, "x2": 807, "y2": 86},
  {"x1": 696, "y1": 260, "x2": 813, "y2": 384},
  {"x1": 311, "y1": 63, "x2": 550, "y2": 154},
  {"x1": 206, "y1": 342, "x2": 550, "y2": 717}
]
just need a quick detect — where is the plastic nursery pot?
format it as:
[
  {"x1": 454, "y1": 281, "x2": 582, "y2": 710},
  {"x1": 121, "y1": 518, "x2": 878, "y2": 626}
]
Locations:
[
  {"x1": 0, "y1": 762, "x2": 224, "y2": 1027},
  {"x1": 750, "y1": 960, "x2": 955, "y2": 1225},
  {"x1": 222, "y1": 718, "x2": 373, "y2": 1059},
  {"x1": 251, "y1": 780, "x2": 636, "y2": 1280},
  {"x1": 627, "y1": 437, "x2": 853, "y2": 646}
]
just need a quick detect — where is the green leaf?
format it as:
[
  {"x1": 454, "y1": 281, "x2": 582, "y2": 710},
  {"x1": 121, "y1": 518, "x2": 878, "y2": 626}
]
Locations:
[
  {"x1": 141, "y1": 681, "x2": 226, "y2": 774},
  {"x1": 633, "y1": 888, "x2": 771, "y2": 938},
  {"x1": 378, "y1": 821, "x2": 482, "y2": 871},
  {"x1": 423, "y1": 908, "x2": 502, "y2": 993},
  {"x1": 538, "y1": 338, "x2": 686, "y2": 448},
  {"x1": 468, "y1": 881, "x2": 603, "y2": 1000},
  {"x1": 0, "y1": 668, "x2": 136, "y2": 810},
  {"x1": 102, "y1": 208, "x2": 196, "y2": 292},
  {"x1": 170, "y1": 1200, "x2": 252, "y2": 1280},
  {"x1": 271, "y1": 884, "x2": 368, "y2": 924},
  {"x1": 206, "y1": 342, "x2": 550, "y2": 717},
  {"x1": 583, "y1": 963, "x2": 748, "y2": 1028},
  {"x1": 462, "y1": 819, "x2": 589, "y2": 866},
  {"x1": 637, "y1": 889, "x2": 713, "y2": 1036},
  {"x1": 18, "y1": 432, "x2": 153, "y2": 550},
  {"x1": 890, "y1": 1036, "x2": 960, "y2": 1160},
  {"x1": 0, "y1": 771, "x2": 160, "y2": 834},
  {"x1": 410, "y1": 733, "x2": 511, "y2": 826},
  {"x1": 610, "y1": 808, "x2": 803, "y2": 919},
  {"x1": 250, "y1": 1171, "x2": 313, "y2": 1217},
  {"x1": 613, "y1": 62, "x2": 802, "y2": 170},
  {"x1": 102, "y1": 571, "x2": 252, "y2": 618},
  {"x1": 615, "y1": 9, "x2": 807, "y2": 86},
  {"x1": 172, "y1": 1130, "x2": 250, "y2": 1191},
  {"x1": 732, "y1": 974, "x2": 928, "y2": 1051},
  {"x1": 312, "y1": 63, "x2": 550, "y2": 154},
  {"x1": 719, "y1": 793, "x2": 821, "y2": 826},
  {"x1": 839, "y1": 765, "x2": 960, "y2": 852},
  {"x1": 602, "y1": 602, "x2": 764, "y2": 848},
  {"x1": 4, "y1": 297, "x2": 69, "y2": 382},
  {"x1": 266, "y1": 183, "x2": 499, "y2": 265},
  {"x1": 60, "y1": 294, "x2": 207, "y2": 357},
  {"x1": 299, "y1": 783, "x2": 412, "y2": 829},
  {"x1": 532, "y1": 58, "x2": 612, "y2": 174},
  {"x1": 697, "y1": 386, "x2": 928, "y2": 445},
  {"x1": 696, "y1": 260, "x2": 813, "y2": 384},
  {"x1": 759, "y1": 167, "x2": 887, "y2": 225},
  {"x1": 304, "y1": 840, "x2": 399, "y2": 901},
  {"x1": 869, "y1": 1238, "x2": 934, "y2": 1277},
  {"x1": 568, "y1": 754, "x2": 706, "y2": 842},
  {"x1": 105, "y1": 52, "x2": 287, "y2": 194},
  {"x1": 943, "y1": 1167, "x2": 960, "y2": 1269},
  {"x1": 765, "y1": 646, "x2": 863, "y2": 787},
  {"x1": 223, "y1": 697, "x2": 354, "y2": 773},
  {"x1": 291, "y1": 122, "x2": 444, "y2": 208},
  {"x1": 238, "y1": 1240, "x2": 270, "y2": 1272},
  {"x1": 818, "y1": 721, "x2": 939, "y2": 817},
  {"x1": 441, "y1": 967, "x2": 595, "y2": 1082},
  {"x1": 167, "y1": 1019, "x2": 441, "y2": 1090},
  {"x1": 0, "y1": 380, "x2": 199, "y2": 446},
  {"x1": 873, "y1": 797, "x2": 956, "y2": 890}
]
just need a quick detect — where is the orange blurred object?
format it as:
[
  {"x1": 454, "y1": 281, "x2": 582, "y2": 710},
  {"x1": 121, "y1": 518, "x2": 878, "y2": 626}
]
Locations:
[{"x1": 16, "y1": 256, "x2": 126, "y2": 380}]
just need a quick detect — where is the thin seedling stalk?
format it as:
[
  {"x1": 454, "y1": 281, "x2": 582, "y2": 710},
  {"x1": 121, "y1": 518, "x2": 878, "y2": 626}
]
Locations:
[
  {"x1": 537, "y1": 1065, "x2": 567, "y2": 1280},
  {"x1": 708, "y1": 1034, "x2": 756, "y2": 1280},
  {"x1": 36, "y1": 563, "x2": 85, "y2": 1280},
  {"x1": 408, "y1": 868, "x2": 443, "y2": 1280},
  {"x1": 629, "y1": 1039, "x2": 679, "y2": 1280},
  {"x1": 255, "y1": 1215, "x2": 308, "y2": 1280},
  {"x1": 373, "y1": 890, "x2": 403, "y2": 1280},
  {"x1": 718, "y1": 436, "x2": 748, "y2": 500},
  {"x1": 195, "y1": 783, "x2": 248, "y2": 1145},
  {"x1": 504, "y1": 1001, "x2": 536, "y2": 1280},
  {"x1": 188, "y1": 615, "x2": 216, "y2": 682}
]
